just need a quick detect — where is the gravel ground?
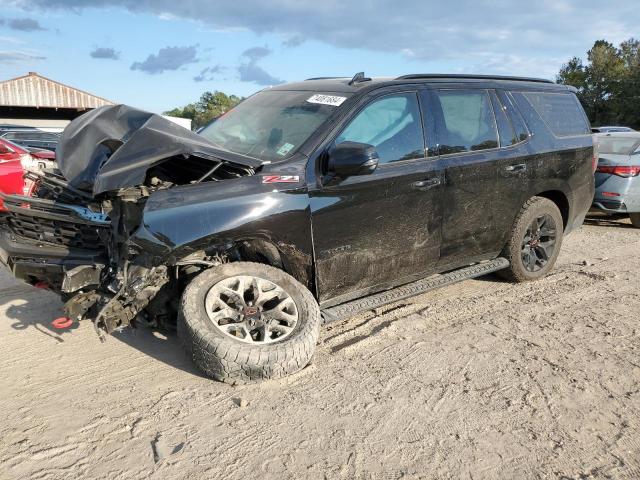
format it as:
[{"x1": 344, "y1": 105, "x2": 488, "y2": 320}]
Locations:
[{"x1": 0, "y1": 217, "x2": 639, "y2": 480}]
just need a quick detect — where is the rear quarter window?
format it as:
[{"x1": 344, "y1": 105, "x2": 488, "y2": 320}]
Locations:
[{"x1": 520, "y1": 92, "x2": 589, "y2": 137}]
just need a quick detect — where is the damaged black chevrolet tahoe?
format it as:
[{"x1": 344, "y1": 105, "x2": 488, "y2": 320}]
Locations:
[{"x1": 0, "y1": 73, "x2": 594, "y2": 384}]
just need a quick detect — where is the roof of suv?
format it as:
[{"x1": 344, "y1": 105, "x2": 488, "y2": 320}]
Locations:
[{"x1": 270, "y1": 73, "x2": 572, "y2": 94}]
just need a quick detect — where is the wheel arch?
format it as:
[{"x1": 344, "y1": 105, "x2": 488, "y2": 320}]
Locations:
[
  {"x1": 535, "y1": 190, "x2": 570, "y2": 229},
  {"x1": 234, "y1": 238, "x2": 316, "y2": 296}
]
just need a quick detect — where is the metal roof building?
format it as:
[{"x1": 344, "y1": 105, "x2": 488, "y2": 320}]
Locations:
[{"x1": 0, "y1": 72, "x2": 114, "y2": 131}]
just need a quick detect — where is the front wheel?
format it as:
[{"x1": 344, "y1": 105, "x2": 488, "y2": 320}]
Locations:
[
  {"x1": 630, "y1": 213, "x2": 640, "y2": 228},
  {"x1": 498, "y1": 196, "x2": 564, "y2": 283},
  {"x1": 178, "y1": 262, "x2": 321, "y2": 385}
]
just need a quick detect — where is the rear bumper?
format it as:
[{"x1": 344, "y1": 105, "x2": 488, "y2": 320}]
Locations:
[
  {"x1": 593, "y1": 174, "x2": 640, "y2": 214},
  {"x1": 591, "y1": 199, "x2": 627, "y2": 214},
  {"x1": 591, "y1": 192, "x2": 640, "y2": 214}
]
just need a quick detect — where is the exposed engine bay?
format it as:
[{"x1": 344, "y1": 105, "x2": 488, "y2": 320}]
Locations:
[{"x1": 0, "y1": 105, "x2": 263, "y2": 337}]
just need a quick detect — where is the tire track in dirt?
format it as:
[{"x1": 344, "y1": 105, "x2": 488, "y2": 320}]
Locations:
[{"x1": 1, "y1": 222, "x2": 640, "y2": 479}]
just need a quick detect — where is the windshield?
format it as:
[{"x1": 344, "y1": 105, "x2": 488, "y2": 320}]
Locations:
[
  {"x1": 597, "y1": 136, "x2": 640, "y2": 155},
  {"x1": 199, "y1": 90, "x2": 350, "y2": 161}
]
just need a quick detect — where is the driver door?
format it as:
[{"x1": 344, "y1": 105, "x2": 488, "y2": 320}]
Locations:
[{"x1": 308, "y1": 90, "x2": 444, "y2": 305}]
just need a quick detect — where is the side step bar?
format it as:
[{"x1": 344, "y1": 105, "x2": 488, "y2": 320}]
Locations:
[{"x1": 321, "y1": 257, "x2": 509, "y2": 323}]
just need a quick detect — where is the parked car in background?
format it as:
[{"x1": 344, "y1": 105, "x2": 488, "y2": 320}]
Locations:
[
  {"x1": 0, "y1": 160, "x2": 30, "y2": 211},
  {"x1": 0, "y1": 139, "x2": 43, "y2": 210},
  {"x1": 592, "y1": 126, "x2": 635, "y2": 133},
  {"x1": 592, "y1": 132, "x2": 640, "y2": 227},
  {"x1": 24, "y1": 146, "x2": 56, "y2": 163},
  {"x1": 0, "y1": 138, "x2": 56, "y2": 170},
  {"x1": 0, "y1": 124, "x2": 39, "y2": 132},
  {"x1": 0, "y1": 73, "x2": 594, "y2": 384},
  {"x1": 0, "y1": 139, "x2": 56, "y2": 208},
  {"x1": 0, "y1": 130, "x2": 60, "y2": 151}
]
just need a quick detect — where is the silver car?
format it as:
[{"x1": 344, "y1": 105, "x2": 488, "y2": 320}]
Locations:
[
  {"x1": 591, "y1": 126, "x2": 635, "y2": 133},
  {"x1": 592, "y1": 132, "x2": 640, "y2": 227}
]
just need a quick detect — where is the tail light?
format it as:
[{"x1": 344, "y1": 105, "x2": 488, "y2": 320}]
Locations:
[{"x1": 596, "y1": 165, "x2": 640, "y2": 177}]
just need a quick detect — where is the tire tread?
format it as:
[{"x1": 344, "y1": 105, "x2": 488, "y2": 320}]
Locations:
[{"x1": 178, "y1": 262, "x2": 320, "y2": 385}]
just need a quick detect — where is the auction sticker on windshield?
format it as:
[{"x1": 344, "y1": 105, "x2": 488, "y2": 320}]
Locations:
[
  {"x1": 306, "y1": 94, "x2": 347, "y2": 107},
  {"x1": 277, "y1": 143, "x2": 295, "y2": 156}
]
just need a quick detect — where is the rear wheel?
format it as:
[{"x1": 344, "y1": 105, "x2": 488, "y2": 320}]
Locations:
[
  {"x1": 178, "y1": 262, "x2": 321, "y2": 385},
  {"x1": 630, "y1": 213, "x2": 640, "y2": 228},
  {"x1": 498, "y1": 197, "x2": 564, "y2": 283}
]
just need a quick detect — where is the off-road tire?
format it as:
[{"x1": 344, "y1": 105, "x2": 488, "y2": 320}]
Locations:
[
  {"x1": 630, "y1": 213, "x2": 640, "y2": 228},
  {"x1": 498, "y1": 196, "x2": 564, "y2": 283},
  {"x1": 178, "y1": 262, "x2": 321, "y2": 385}
]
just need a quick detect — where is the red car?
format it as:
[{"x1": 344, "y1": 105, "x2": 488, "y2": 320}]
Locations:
[{"x1": 0, "y1": 138, "x2": 55, "y2": 210}]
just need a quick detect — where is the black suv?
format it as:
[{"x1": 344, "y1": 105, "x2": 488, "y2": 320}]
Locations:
[{"x1": 0, "y1": 73, "x2": 594, "y2": 384}]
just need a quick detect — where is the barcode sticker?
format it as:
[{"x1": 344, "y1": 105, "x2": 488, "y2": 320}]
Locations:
[{"x1": 306, "y1": 94, "x2": 347, "y2": 107}]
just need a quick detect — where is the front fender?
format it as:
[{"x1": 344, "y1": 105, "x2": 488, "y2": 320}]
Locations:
[{"x1": 129, "y1": 175, "x2": 314, "y2": 287}]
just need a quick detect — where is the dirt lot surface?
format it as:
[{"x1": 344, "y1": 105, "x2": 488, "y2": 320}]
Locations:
[{"x1": 1, "y1": 217, "x2": 639, "y2": 480}]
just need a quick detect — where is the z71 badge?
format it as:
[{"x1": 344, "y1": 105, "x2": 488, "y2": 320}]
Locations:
[{"x1": 262, "y1": 175, "x2": 300, "y2": 184}]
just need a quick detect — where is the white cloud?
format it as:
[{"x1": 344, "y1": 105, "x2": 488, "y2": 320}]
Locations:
[
  {"x1": 7, "y1": 0, "x2": 640, "y2": 74},
  {"x1": 0, "y1": 50, "x2": 46, "y2": 63}
]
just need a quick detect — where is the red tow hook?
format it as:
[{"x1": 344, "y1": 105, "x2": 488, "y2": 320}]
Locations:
[
  {"x1": 51, "y1": 317, "x2": 74, "y2": 329},
  {"x1": 34, "y1": 281, "x2": 49, "y2": 289}
]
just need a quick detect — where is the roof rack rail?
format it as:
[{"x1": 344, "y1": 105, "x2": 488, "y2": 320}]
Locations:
[
  {"x1": 396, "y1": 74, "x2": 554, "y2": 84},
  {"x1": 305, "y1": 76, "x2": 348, "y2": 81}
]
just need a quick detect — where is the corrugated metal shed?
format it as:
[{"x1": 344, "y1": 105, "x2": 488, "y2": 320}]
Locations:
[{"x1": 0, "y1": 72, "x2": 114, "y2": 109}]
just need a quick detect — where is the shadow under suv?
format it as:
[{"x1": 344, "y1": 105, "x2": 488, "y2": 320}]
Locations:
[{"x1": 0, "y1": 73, "x2": 595, "y2": 384}]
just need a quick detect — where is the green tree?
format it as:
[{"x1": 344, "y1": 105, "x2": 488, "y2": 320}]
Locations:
[
  {"x1": 618, "y1": 38, "x2": 640, "y2": 127},
  {"x1": 557, "y1": 38, "x2": 640, "y2": 129},
  {"x1": 164, "y1": 91, "x2": 243, "y2": 130}
]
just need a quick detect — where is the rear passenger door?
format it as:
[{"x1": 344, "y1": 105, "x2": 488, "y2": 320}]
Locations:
[
  {"x1": 488, "y1": 90, "x2": 535, "y2": 245},
  {"x1": 422, "y1": 87, "x2": 503, "y2": 268}
]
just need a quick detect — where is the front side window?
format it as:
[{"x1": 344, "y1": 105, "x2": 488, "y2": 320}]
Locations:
[
  {"x1": 336, "y1": 92, "x2": 425, "y2": 164},
  {"x1": 435, "y1": 90, "x2": 498, "y2": 154}
]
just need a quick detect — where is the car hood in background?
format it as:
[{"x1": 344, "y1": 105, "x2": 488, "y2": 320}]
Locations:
[{"x1": 56, "y1": 104, "x2": 263, "y2": 196}]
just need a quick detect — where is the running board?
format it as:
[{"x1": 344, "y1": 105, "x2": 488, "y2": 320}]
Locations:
[{"x1": 321, "y1": 257, "x2": 510, "y2": 323}]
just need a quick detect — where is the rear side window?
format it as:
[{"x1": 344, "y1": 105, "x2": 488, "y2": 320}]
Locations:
[
  {"x1": 521, "y1": 92, "x2": 589, "y2": 137},
  {"x1": 490, "y1": 92, "x2": 518, "y2": 147},
  {"x1": 336, "y1": 92, "x2": 424, "y2": 164},
  {"x1": 434, "y1": 90, "x2": 498, "y2": 154},
  {"x1": 498, "y1": 91, "x2": 529, "y2": 143}
]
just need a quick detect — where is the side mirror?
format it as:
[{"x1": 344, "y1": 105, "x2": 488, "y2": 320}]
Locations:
[{"x1": 327, "y1": 141, "x2": 379, "y2": 177}]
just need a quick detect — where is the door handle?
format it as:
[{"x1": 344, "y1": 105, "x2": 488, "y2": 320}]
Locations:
[
  {"x1": 412, "y1": 177, "x2": 441, "y2": 190},
  {"x1": 505, "y1": 163, "x2": 527, "y2": 172}
]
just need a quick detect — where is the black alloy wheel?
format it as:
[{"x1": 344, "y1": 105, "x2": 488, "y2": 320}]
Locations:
[{"x1": 521, "y1": 214, "x2": 557, "y2": 272}]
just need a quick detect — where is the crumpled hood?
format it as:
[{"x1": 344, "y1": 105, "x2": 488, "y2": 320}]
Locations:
[{"x1": 57, "y1": 104, "x2": 262, "y2": 196}]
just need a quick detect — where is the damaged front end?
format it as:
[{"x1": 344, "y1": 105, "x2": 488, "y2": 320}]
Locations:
[{"x1": 0, "y1": 105, "x2": 262, "y2": 336}]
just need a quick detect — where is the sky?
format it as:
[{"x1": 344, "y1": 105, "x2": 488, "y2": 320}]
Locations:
[{"x1": 0, "y1": 0, "x2": 637, "y2": 113}]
